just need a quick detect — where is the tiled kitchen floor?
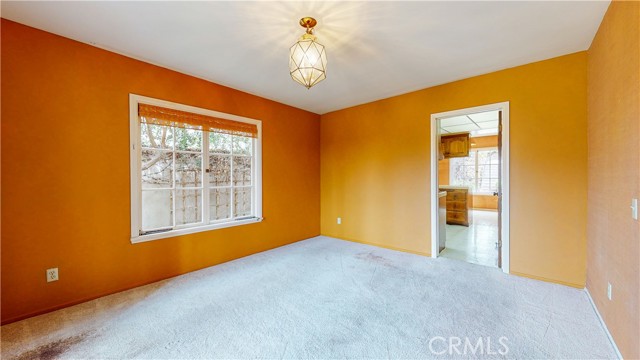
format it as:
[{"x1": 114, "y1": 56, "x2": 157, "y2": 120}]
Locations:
[{"x1": 440, "y1": 209, "x2": 499, "y2": 267}]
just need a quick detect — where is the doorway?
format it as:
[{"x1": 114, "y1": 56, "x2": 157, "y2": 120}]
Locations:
[{"x1": 430, "y1": 102, "x2": 510, "y2": 273}]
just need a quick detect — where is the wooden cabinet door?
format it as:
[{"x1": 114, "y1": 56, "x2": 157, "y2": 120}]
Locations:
[
  {"x1": 444, "y1": 189, "x2": 469, "y2": 226},
  {"x1": 441, "y1": 133, "x2": 470, "y2": 158}
]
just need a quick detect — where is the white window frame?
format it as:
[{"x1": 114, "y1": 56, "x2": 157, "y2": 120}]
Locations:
[
  {"x1": 449, "y1": 147, "x2": 499, "y2": 195},
  {"x1": 129, "y1": 94, "x2": 262, "y2": 244}
]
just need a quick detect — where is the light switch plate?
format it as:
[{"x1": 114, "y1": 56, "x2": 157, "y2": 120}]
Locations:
[{"x1": 632, "y1": 198, "x2": 638, "y2": 220}]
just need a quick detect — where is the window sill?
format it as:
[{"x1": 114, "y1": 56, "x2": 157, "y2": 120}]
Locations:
[{"x1": 131, "y1": 217, "x2": 263, "y2": 244}]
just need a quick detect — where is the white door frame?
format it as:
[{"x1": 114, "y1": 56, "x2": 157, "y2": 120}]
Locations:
[{"x1": 430, "y1": 101, "x2": 510, "y2": 274}]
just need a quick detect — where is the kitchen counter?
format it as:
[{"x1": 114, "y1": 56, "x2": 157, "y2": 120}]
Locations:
[{"x1": 439, "y1": 185, "x2": 470, "y2": 190}]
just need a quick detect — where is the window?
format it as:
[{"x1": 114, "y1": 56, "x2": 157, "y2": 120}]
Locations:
[
  {"x1": 449, "y1": 148, "x2": 499, "y2": 194},
  {"x1": 130, "y1": 95, "x2": 262, "y2": 243}
]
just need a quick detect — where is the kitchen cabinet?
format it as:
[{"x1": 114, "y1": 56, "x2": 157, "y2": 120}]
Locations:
[
  {"x1": 440, "y1": 187, "x2": 470, "y2": 226},
  {"x1": 440, "y1": 133, "x2": 470, "y2": 158}
]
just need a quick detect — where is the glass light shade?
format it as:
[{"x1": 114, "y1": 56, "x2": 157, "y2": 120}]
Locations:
[{"x1": 289, "y1": 33, "x2": 327, "y2": 89}]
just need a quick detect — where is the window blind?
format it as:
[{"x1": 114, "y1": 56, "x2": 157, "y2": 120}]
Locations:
[{"x1": 138, "y1": 103, "x2": 258, "y2": 138}]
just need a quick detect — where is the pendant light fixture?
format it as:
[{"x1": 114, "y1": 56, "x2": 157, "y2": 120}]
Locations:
[{"x1": 289, "y1": 17, "x2": 327, "y2": 89}]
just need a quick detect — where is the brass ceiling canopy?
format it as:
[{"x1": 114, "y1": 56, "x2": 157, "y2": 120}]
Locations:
[{"x1": 299, "y1": 17, "x2": 317, "y2": 33}]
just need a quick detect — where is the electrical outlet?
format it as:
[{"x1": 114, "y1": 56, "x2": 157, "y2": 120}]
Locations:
[
  {"x1": 607, "y1": 282, "x2": 612, "y2": 301},
  {"x1": 46, "y1": 268, "x2": 59, "y2": 282},
  {"x1": 337, "y1": 217, "x2": 342, "y2": 225}
]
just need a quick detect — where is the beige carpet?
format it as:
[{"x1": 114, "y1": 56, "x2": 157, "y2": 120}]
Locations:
[{"x1": 1, "y1": 236, "x2": 618, "y2": 359}]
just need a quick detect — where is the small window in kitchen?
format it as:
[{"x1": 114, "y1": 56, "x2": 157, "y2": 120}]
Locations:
[{"x1": 449, "y1": 148, "x2": 499, "y2": 194}]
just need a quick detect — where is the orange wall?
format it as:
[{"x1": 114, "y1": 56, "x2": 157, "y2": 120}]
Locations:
[
  {"x1": 586, "y1": 1, "x2": 640, "y2": 358},
  {"x1": 472, "y1": 135, "x2": 498, "y2": 149},
  {"x1": 321, "y1": 52, "x2": 588, "y2": 286},
  {"x1": 1, "y1": 20, "x2": 321, "y2": 324},
  {"x1": 472, "y1": 195, "x2": 498, "y2": 210}
]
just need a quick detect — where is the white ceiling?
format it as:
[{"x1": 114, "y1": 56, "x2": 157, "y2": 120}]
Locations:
[
  {"x1": 1, "y1": 1, "x2": 609, "y2": 114},
  {"x1": 440, "y1": 110, "x2": 499, "y2": 136}
]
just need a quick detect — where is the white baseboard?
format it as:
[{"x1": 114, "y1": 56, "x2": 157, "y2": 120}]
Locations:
[{"x1": 584, "y1": 288, "x2": 623, "y2": 359}]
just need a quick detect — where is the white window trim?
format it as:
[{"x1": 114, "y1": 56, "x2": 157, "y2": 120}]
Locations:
[
  {"x1": 474, "y1": 147, "x2": 500, "y2": 196},
  {"x1": 129, "y1": 94, "x2": 263, "y2": 244}
]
